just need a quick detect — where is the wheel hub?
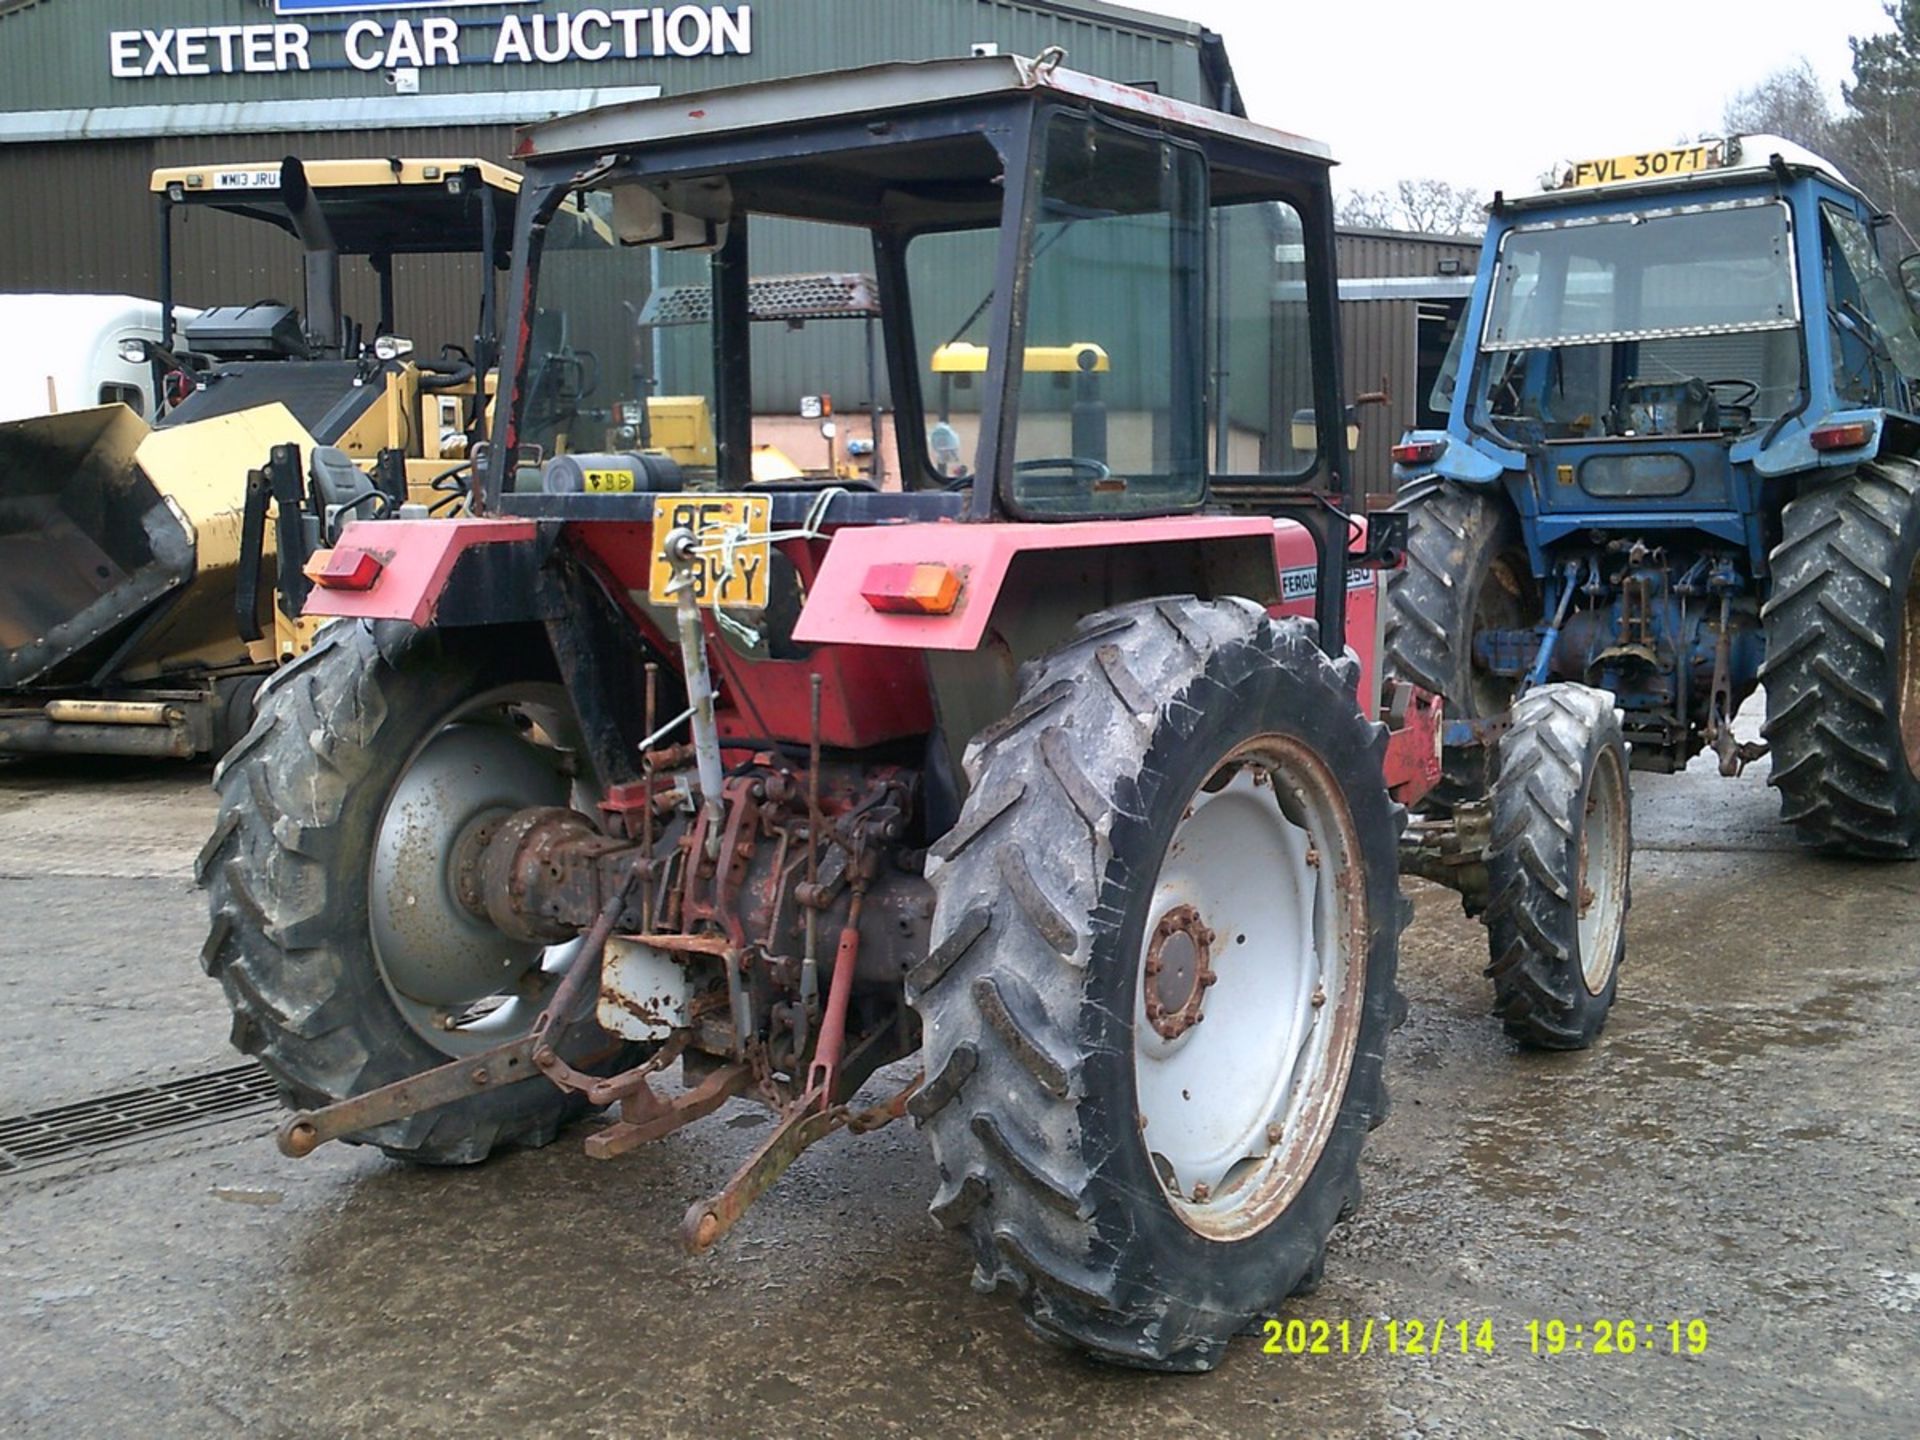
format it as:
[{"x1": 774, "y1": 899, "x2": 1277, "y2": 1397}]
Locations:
[
  {"x1": 1143, "y1": 905, "x2": 1217, "y2": 1040},
  {"x1": 367, "y1": 683, "x2": 588, "y2": 1055}
]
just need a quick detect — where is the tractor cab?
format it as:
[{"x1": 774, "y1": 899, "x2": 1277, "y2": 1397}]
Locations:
[
  {"x1": 1408, "y1": 135, "x2": 1920, "y2": 571},
  {"x1": 146, "y1": 157, "x2": 607, "y2": 456},
  {"x1": 485, "y1": 52, "x2": 1350, "y2": 546}
]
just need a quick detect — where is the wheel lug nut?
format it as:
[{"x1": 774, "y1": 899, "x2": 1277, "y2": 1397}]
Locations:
[
  {"x1": 1266, "y1": 1122, "x2": 1283, "y2": 1145},
  {"x1": 1311, "y1": 984, "x2": 1326, "y2": 1009},
  {"x1": 1191, "y1": 1182, "x2": 1211, "y2": 1202}
]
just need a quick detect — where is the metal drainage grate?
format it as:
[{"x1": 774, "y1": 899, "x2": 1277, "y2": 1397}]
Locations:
[{"x1": 0, "y1": 1063, "x2": 279, "y2": 1176}]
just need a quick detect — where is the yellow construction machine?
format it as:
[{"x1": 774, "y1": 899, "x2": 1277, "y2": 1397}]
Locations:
[{"x1": 0, "y1": 156, "x2": 605, "y2": 759}]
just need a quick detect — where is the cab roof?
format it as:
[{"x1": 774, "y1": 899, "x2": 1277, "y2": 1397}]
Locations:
[
  {"x1": 148, "y1": 158, "x2": 524, "y2": 260},
  {"x1": 1512, "y1": 133, "x2": 1864, "y2": 214},
  {"x1": 150, "y1": 157, "x2": 520, "y2": 197},
  {"x1": 516, "y1": 53, "x2": 1332, "y2": 168}
]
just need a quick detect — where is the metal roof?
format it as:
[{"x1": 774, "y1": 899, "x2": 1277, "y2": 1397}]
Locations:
[
  {"x1": 520, "y1": 53, "x2": 1332, "y2": 165},
  {"x1": 147, "y1": 158, "x2": 535, "y2": 260},
  {"x1": 149, "y1": 157, "x2": 520, "y2": 196}
]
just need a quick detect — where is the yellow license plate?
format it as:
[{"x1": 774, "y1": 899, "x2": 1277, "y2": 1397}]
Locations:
[
  {"x1": 647, "y1": 494, "x2": 773, "y2": 610},
  {"x1": 1566, "y1": 145, "x2": 1714, "y2": 188}
]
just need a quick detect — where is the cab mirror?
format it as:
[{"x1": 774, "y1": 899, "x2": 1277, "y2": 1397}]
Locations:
[{"x1": 1898, "y1": 253, "x2": 1920, "y2": 316}]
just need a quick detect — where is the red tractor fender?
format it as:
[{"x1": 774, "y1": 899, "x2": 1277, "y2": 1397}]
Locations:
[
  {"x1": 793, "y1": 513, "x2": 1382, "y2": 699},
  {"x1": 300, "y1": 518, "x2": 538, "y2": 626}
]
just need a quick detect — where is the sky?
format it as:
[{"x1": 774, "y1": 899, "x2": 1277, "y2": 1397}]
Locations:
[{"x1": 1168, "y1": 0, "x2": 1898, "y2": 200}]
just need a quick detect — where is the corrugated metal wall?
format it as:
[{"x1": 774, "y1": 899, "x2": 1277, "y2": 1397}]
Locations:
[
  {"x1": 1334, "y1": 229, "x2": 1481, "y2": 497},
  {"x1": 0, "y1": 126, "x2": 517, "y2": 356},
  {"x1": 1336, "y1": 227, "x2": 1480, "y2": 280},
  {"x1": 1341, "y1": 296, "x2": 1417, "y2": 498}
]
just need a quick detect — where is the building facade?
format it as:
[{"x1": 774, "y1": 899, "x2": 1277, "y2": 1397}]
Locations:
[{"x1": 0, "y1": 0, "x2": 1467, "y2": 492}]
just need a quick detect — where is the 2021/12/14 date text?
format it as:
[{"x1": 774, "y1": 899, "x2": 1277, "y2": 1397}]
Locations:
[{"x1": 1260, "y1": 1318, "x2": 1711, "y2": 1357}]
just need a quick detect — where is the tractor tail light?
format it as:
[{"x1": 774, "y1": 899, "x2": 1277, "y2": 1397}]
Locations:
[
  {"x1": 861, "y1": 562, "x2": 963, "y2": 616},
  {"x1": 1810, "y1": 420, "x2": 1875, "y2": 452},
  {"x1": 1391, "y1": 438, "x2": 1447, "y2": 466},
  {"x1": 305, "y1": 546, "x2": 384, "y2": 592}
]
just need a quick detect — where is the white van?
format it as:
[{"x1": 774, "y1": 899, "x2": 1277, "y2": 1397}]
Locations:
[{"x1": 0, "y1": 294, "x2": 184, "y2": 424}]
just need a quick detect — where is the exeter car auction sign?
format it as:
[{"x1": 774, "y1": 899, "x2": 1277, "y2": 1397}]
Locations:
[{"x1": 109, "y1": 2, "x2": 753, "y2": 78}]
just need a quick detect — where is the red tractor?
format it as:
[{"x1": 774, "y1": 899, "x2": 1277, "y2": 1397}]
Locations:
[{"x1": 201, "y1": 53, "x2": 1632, "y2": 1370}]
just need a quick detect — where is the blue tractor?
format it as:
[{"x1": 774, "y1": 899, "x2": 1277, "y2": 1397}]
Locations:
[{"x1": 1390, "y1": 135, "x2": 1920, "y2": 877}]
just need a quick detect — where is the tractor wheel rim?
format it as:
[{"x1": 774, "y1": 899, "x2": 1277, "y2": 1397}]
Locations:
[
  {"x1": 368, "y1": 682, "x2": 586, "y2": 1057},
  {"x1": 1576, "y1": 742, "x2": 1630, "y2": 995},
  {"x1": 1132, "y1": 736, "x2": 1368, "y2": 1242},
  {"x1": 1902, "y1": 553, "x2": 1920, "y2": 778}
]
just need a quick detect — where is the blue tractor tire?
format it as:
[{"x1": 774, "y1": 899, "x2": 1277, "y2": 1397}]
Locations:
[
  {"x1": 1484, "y1": 684, "x2": 1633, "y2": 1049},
  {"x1": 1386, "y1": 478, "x2": 1540, "y2": 804},
  {"x1": 1761, "y1": 457, "x2": 1920, "y2": 858}
]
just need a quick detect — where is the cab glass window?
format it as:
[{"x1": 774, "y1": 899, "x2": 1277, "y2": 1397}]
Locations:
[
  {"x1": 905, "y1": 227, "x2": 1002, "y2": 488},
  {"x1": 1209, "y1": 198, "x2": 1317, "y2": 478},
  {"x1": 519, "y1": 197, "x2": 888, "y2": 482},
  {"x1": 1474, "y1": 202, "x2": 1804, "y2": 442},
  {"x1": 1820, "y1": 199, "x2": 1920, "y2": 399},
  {"x1": 1009, "y1": 115, "x2": 1207, "y2": 517}
]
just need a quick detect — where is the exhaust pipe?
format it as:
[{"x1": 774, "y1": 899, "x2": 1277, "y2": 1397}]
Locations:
[{"x1": 280, "y1": 157, "x2": 343, "y2": 358}]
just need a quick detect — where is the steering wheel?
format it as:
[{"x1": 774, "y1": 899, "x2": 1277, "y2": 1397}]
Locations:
[
  {"x1": 1705, "y1": 378, "x2": 1759, "y2": 407},
  {"x1": 1012, "y1": 456, "x2": 1112, "y2": 481}
]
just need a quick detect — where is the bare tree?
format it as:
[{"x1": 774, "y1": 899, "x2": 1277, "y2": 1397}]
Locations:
[
  {"x1": 1335, "y1": 188, "x2": 1397, "y2": 230},
  {"x1": 1724, "y1": 61, "x2": 1837, "y2": 152},
  {"x1": 1337, "y1": 179, "x2": 1485, "y2": 235},
  {"x1": 1395, "y1": 178, "x2": 1486, "y2": 235}
]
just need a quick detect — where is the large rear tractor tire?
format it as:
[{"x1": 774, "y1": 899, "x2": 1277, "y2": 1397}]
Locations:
[
  {"x1": 198, "y1": 619, "x2": 638, "y2": 1164},
  {"x1": 1484, "y1": 683, "x2": 1632, "y2": 1050},
  {"x1": 1761, "y1": 457, "x2": 1920, "y2": 858},
  {"x1": 1386, "y1": 478, "x2": 1539, "y2": 716},
  {"x1": 1386, "y1": 478, "x2": 1539, "y2": 804},
  {"x1": 912, "y1": 599, "x2": 1405, "y2": 1371}
]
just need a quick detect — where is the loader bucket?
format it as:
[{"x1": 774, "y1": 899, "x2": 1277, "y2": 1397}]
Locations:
[{"x1": 0, "y1": 405, "x2": 196, "y2": 688}]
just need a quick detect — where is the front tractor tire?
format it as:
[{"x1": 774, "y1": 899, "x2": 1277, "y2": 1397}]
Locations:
[
  {"x1": 912, "y1": 599, "x2": 1404, "y2": 1371},
  {"x1": 1762, "y1": 457, "x2": 1920, "y2": 858},
  {"x1": 1484, "y1": 684, "x2": 1632, "y2": 1050},
  {"x1": 199, "y1": 620, "x2": 636, "y2": 1164}
]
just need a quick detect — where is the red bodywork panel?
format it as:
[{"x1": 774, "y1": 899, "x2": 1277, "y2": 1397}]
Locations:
[
  {"x1": 304, "y1": 518, "x2": 537, "y2": 627},
  {"x1": 569, "y1": 523, "x2": 934, "y2": 749},
  {"x1": 308, "y1": 511, "x2": 1384, "y2": 750},
  {"x1": 1381, "y1": 684, "x2": 1445, "y2": 808},
  {"x1": 793, "y1": 514, "x2": 1380, "y2": 703},
  {"x1": 792, "y1": 515, "x2": 1284, "y2": 649},
  {"x1": 1269, "y1": 522, "x2": 1381, "y2": 711}
]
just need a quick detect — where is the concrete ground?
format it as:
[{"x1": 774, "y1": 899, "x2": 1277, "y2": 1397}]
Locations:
[{"x1": 1, "y1": 729, "x2": 1916, "y2": 1439}]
